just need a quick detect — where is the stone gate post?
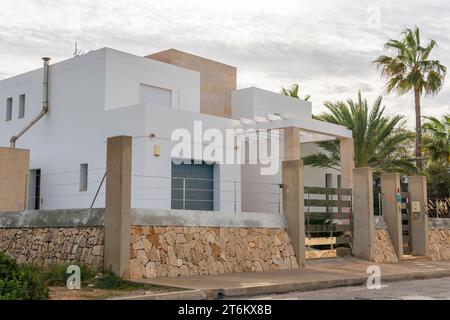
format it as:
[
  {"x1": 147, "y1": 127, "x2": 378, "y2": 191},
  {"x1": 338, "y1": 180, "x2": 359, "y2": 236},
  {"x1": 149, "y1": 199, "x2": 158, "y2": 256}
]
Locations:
[
  {"x1": 408, "y1": 176, "x2": 429, "y2": 257},
  {"x1": 104, "y1": 136, "x2": 132, "y2": 277}
]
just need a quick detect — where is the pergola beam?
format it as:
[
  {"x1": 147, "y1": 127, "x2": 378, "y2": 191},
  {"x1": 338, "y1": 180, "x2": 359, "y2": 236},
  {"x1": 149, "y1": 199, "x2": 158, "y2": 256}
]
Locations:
[{"x1": 241, "y1": 117, "x2": 352, "y2": 139}]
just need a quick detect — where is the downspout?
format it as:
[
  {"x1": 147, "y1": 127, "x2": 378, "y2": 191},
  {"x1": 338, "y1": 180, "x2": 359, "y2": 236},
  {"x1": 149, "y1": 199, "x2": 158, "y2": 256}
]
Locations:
[{"x1": 10, "y1": 57, "x2": 51, "y2": 148}]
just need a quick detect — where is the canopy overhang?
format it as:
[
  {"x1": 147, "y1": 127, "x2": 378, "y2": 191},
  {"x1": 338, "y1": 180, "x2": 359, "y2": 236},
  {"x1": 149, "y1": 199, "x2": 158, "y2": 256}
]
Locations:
[{"x1": 239, "y1": 117, "x2": 352, "y2": 142}]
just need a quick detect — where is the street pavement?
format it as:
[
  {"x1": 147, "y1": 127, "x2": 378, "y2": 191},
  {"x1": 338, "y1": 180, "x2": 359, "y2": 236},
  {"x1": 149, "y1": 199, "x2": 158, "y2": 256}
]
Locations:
[
  {"x1": 236, "y1": 277, "x2": 450, "y2": 300},
  {"x1": 137, "y1": 256, "x2": 450, "y2": 297}
]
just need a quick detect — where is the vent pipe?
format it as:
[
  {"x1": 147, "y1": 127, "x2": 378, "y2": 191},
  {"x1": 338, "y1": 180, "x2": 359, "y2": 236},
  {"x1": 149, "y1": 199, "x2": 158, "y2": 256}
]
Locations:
[{"x1": 10, "y1": 57, "x2": 51, "y2": 148}]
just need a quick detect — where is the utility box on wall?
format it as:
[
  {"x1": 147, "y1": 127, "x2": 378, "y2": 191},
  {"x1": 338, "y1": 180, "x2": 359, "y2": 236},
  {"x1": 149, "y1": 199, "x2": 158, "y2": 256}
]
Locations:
[{"x1": 0, "y1": 147, "x2": 30, "y2": 211}]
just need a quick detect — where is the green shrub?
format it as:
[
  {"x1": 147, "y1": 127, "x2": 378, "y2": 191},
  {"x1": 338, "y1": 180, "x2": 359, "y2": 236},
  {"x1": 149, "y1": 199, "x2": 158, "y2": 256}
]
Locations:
[
  {"x1": 41, "y1": 263, "x2": 144, "y2": 290},
  {"x1": 42, "y1": 263, "x2": 97, "y2": 286},
  {"x1": 426, "y1": 162, "x2": 450, "y2": 199},
  {"x1": 93, "y1": 271, "x2": 145, "y2": 290},
  {"x1": 0, "y1": 252, "x2": 48, "y2": 300},
  {"x1": 93, "y1": 271, "x2": 130, "y2": 289}
]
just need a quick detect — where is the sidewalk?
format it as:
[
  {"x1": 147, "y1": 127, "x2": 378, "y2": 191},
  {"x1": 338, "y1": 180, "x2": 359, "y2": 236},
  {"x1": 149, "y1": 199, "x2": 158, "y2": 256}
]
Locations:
[{"x1": 133, "y1": 256, "x2": 450, "y2": 298}]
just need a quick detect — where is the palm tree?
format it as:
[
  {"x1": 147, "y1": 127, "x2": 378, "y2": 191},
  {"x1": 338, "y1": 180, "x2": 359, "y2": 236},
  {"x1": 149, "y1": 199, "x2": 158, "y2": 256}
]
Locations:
[
  {"x1": 303, "y1": 92, "x2": 415, "y2": 174},
  {"x1": 373, "y1": 26, "x2": 447, "y2": 171},
  {"x1": 422, "y1": 114, "x2": 450, "y2": 167},
  {"x1": 281, "y1": 83, "x2": 310, "y2": 101}
]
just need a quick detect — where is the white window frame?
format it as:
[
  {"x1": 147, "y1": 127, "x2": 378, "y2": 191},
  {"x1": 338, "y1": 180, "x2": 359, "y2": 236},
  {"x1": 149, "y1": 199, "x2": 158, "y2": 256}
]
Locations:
[
  {"x1": 79, "y1": 163, "x2": 88, "y2": 191},
  {"x1": 18, "y1": 94, "x2": 25, "y2": 118}
]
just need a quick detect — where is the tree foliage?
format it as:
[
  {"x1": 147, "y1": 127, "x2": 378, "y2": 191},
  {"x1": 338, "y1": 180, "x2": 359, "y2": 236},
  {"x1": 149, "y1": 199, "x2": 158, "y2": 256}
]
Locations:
[
  {"x1": 422, "y1": 114, "x2": 450, "y2": 166},
  {"x1": 303, "y1": 92, "x2": 415, "y2": 174},
  {"x1": 373, "y1": 26, "x2": 446, "y2": 170},
  {"x1": 280, "y1": 83, "x2": 310, "y2": 101}
]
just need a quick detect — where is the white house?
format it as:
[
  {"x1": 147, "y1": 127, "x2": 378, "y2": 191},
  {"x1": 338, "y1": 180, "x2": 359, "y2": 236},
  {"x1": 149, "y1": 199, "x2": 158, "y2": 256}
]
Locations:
[{"x1": 0, "y1": 48, "x2": 352, "y2": 213}]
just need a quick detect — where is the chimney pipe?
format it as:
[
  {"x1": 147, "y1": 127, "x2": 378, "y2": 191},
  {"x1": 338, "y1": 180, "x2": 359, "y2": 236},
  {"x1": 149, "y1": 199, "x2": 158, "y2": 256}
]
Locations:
[{"x1": 10, "y1": 57, "x2": 51, "y2": 148}]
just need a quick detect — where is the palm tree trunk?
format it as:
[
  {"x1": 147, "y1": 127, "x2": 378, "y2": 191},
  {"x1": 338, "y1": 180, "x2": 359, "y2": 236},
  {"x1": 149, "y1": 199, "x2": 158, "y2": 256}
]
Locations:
[{"x1": 414, "y1": 88, "x2": 422, "y2": 171}]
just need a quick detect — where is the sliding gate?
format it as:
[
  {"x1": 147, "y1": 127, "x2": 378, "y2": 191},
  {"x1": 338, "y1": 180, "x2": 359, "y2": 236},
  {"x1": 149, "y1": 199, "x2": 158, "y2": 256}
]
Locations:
[{"x1": 304, "y1": 186, "x2": 353, "y2": 259}]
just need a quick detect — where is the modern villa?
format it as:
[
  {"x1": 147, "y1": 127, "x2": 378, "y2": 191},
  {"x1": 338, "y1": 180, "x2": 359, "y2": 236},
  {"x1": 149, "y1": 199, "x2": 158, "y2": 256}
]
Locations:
[{"x1": 0, "y1": 48, "x2": 353, "y2": 213}]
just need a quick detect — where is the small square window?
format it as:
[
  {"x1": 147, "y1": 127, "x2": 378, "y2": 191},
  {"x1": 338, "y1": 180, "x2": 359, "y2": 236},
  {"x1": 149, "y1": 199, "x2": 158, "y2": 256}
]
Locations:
[
  {"x1": 19, "y1": 94, "x2": 25, "y2": 118},
  {"x1": 6, "y1": 97, "x2": 12, "y2": 121},
  {"x1": 79, "y1": 163, "x2": 88, "y2": 191}
]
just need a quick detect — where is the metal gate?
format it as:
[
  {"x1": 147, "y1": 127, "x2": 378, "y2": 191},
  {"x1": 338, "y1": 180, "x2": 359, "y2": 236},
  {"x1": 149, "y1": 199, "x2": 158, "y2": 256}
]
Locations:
[
  {"x1": 304, "y1": 186, "x2": 353, "y2": 259},
  {"x1": 401, "y1": 192, "x2": 411, "y2": 255}
]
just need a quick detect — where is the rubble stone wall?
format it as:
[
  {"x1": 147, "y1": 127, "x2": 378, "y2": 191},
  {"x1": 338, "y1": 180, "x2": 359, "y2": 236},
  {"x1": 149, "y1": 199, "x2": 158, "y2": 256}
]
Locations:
[
  {"x1": 129, "y1": 226, "x2": 298, "y2": 278},
  {"x1": 428, "y1": 219, "x2": 450, "y2": 261},
  {"x1": 0, "y1": 227, "x2": 104, "y2": 269},
  {"x1": 0, "y1": 209, "x2": 297, "y2": 277},
  {"x1": 373, "y1": 216, "x2": 398, "y2": 263}
]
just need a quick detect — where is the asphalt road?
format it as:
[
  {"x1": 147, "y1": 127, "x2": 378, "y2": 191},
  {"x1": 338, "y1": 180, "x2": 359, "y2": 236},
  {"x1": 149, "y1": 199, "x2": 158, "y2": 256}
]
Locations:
[{"x1": 234, "y1": 277, "x2": 450, "y2": 300}]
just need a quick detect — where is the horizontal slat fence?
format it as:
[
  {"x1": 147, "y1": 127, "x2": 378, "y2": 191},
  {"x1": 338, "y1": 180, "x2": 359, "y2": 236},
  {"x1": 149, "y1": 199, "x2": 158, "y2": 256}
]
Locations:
[{"x1": 304, "y1": 186, "x2": 353, "y2": 259}]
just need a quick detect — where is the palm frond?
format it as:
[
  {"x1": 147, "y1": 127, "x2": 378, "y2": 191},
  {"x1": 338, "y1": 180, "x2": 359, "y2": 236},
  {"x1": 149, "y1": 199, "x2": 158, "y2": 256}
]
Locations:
[{"x1": 306, "y1": 92, "x2": 415, "y2": 173}]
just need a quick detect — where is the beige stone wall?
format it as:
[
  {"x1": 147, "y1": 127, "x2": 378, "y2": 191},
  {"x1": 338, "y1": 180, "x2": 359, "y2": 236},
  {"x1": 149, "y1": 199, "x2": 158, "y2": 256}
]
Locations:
[
  {"x1": 374, "y1": 229, "x2": 399, "y2": 263},
  {"x1": 428, "y1": 229, "x2": 450, "y2": 260},
  {"x1": 0, "y1": 227, "x2": 104, "y2": 270},
  {"x1": 0, "y1": 147, "x2": 30, "y2": 211},
  {"x1": 305, "y1": 249, "x2": 337, "y2": 260},
  {"x1": 129, "y1": 226, "x2": 297, "y2": 278},
  {"x1": 146, "y1": 49, "x2": 236, "y2": 118},
  {"x1": 0, "y1": 225, "x2": 297, "y2": 277}
]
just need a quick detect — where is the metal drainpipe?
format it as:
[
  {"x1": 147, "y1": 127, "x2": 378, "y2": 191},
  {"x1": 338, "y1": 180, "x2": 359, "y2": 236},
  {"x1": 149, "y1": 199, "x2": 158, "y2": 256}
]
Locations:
[{"x1": 10, "y1": 57, "x2": 51, "y2": 148}]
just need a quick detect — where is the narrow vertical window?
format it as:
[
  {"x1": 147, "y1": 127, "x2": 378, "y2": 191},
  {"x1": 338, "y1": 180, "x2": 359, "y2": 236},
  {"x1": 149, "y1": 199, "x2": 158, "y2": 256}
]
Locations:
[
  {"x1": 79, "y1": 163, "x2": 88, "y2": 191},
  {"x1": 6, "y1": 97, "x2": 12, "y2": 121},
  {"x1": 325, "y1": 173, "x2": 333, "y2": 188},
  {"x1": 19, "y1": 94, "x2": 25, "y2": 118}
]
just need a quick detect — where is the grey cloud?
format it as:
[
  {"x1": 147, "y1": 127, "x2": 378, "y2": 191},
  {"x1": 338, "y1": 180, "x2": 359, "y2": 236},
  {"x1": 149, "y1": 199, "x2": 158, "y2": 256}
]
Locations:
[{"x1": 0, "y1": 0, "x2": 448, "y2": 126}]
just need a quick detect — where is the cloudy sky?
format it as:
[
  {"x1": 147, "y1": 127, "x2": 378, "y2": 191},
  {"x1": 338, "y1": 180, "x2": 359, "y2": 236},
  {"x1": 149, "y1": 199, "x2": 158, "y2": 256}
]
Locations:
[{"x1": 1, "y1": 0, "x2": 449, "y2": 127}]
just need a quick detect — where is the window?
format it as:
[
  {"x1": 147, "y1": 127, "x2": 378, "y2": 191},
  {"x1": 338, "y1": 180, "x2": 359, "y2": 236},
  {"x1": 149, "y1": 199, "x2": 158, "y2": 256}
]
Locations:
[
  {"x1": 19, "y1": 94, "x2": 25, "y2": 118},
  {"x1": 325, "y1": 173, "x2": 333, "y2": 188},
  {"x1": 6, "y1": 97, "x2": 12, "y2": 121},
  {"x1": 79, "y1": 163, "x2": 88, "y2": 191},
  {"x1": 28, "y1": 169, "x2": 41, "y2": 210},
  {"x1": 171, "y1": 161, "x2": 214, "y2": 210}
]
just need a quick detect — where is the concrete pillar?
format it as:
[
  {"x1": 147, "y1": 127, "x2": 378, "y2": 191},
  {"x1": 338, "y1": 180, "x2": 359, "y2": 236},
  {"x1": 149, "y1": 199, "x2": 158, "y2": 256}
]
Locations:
[
  {"x1": 284, "y1": 127, "x2": 300, "y2": 161},
  {"x1": 104, "y1": 136, "x2": 132, "y2": 277},
  {"x1": 340, "y1": 138, "x2": 354, "y2": 188},
  {"x1": 0, "y1": 147, "x2": 30, "y2": 211},
  {"x1": 352, "y1": 167, "x2": 375, "y2": 261},
  {"x1": 381, "y1": 173, "x2": 403, "y2": 258},
  {"x1": 282, "y1": 159, "x2": 305, "y2": 267},
  {"x1": 408, "y1": 176, "x2": 429, "y2": 257}
]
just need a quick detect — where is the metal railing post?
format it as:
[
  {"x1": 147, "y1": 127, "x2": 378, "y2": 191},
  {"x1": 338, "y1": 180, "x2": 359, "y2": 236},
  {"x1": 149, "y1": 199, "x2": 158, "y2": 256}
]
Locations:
[
  {"x1": 378, "y1": 192, "x2": 383, "y2": 216},
  {"x1": 234, "y1": 181, "x2": 237, "y2": 213},
  {"x1": 182, "y1": 178, "x2": 186, "y2": 210}
]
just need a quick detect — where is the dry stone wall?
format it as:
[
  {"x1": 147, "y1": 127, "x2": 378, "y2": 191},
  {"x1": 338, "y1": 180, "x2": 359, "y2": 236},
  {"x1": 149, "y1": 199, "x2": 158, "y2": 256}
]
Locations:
[
  {"x1": 0, "y1": 209, "x2": 297, "y2": 278},
  {"x1": 0, "y1": 227, "x2": 104, "y2": 270},
  {"x1": 374, "y1": 229, "x2": 398, "y2": 263},
  {"x1": 428, "y1": 229, "x2": 450, "y2": 260},
  {"x1": 373, "y1": 216, "x2": 398, "y2": 263},
  {"x1": 129, "y1": 226, "x2": 298, "y2": 278}
]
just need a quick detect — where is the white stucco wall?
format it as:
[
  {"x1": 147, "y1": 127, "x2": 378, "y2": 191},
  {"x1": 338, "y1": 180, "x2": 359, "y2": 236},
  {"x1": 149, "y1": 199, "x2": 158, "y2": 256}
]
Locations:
[
  {"x1": 231, "y1": 87, "x2": 342, "y2": 214},
  {"x1": 240, "y1": 138, "x2": 341, "y2": 214},
  {"x1": 231, "y1": 87, "x2": 312, "y2": 120},
  {"x1": 104, "y1": 48, "x2": 200, "y2": 112},
  {"x1": 136, "y1": 104, "x2": 242, "y2": 212},
  {"x1": 0, "y1": 48, "x2": 212, "y2": 210},
  {"x1": 0, "y1": 47, "x2": 344, "y2": 214}
]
